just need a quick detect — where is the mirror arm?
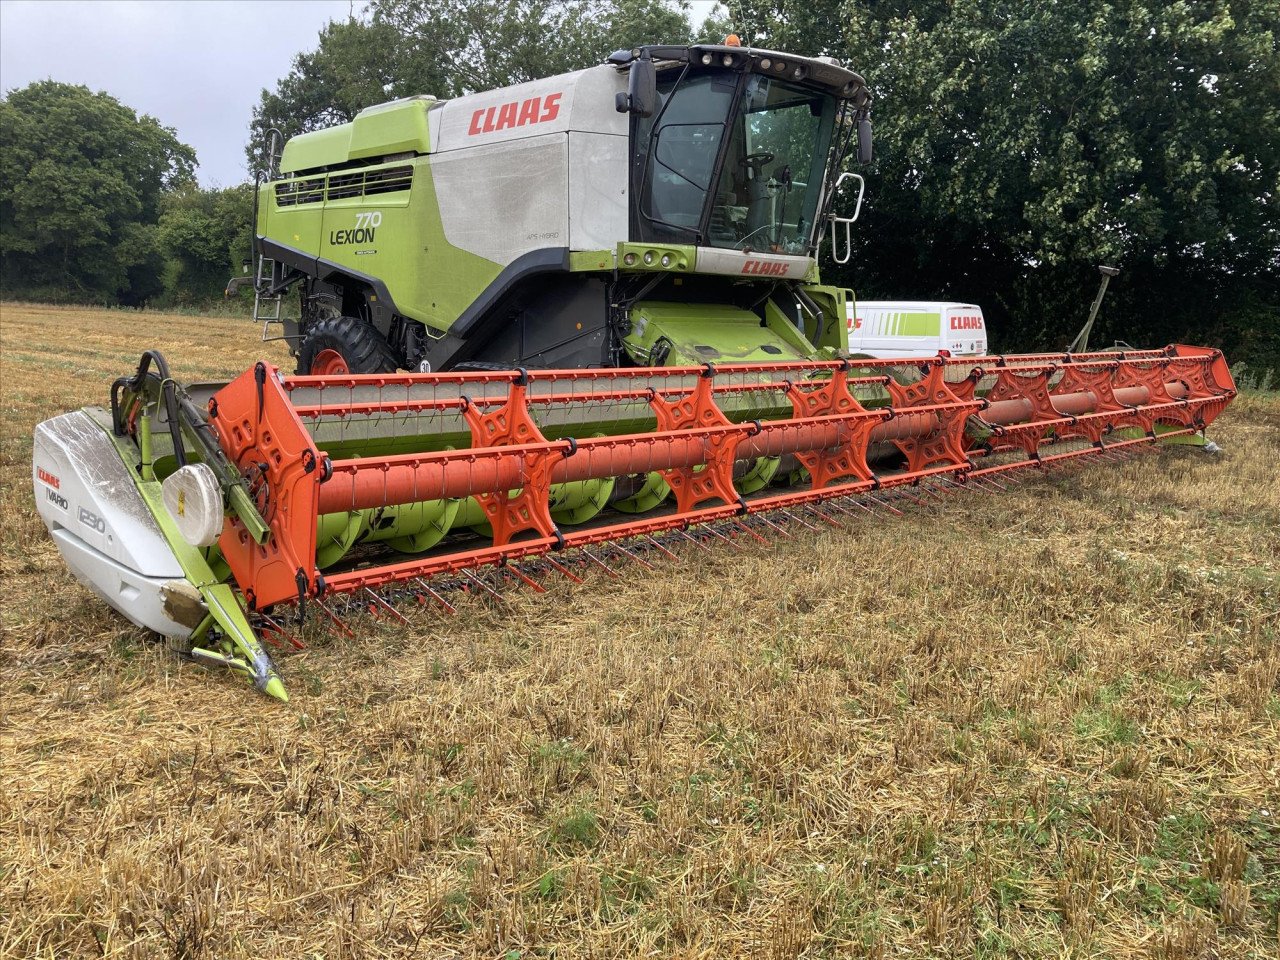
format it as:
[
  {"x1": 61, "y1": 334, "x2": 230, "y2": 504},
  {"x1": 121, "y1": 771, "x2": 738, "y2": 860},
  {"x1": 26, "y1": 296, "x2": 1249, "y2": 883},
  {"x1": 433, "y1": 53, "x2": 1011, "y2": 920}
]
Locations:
[{"x1": 616, "y1": 51, "x2": 657, "y2": 117}]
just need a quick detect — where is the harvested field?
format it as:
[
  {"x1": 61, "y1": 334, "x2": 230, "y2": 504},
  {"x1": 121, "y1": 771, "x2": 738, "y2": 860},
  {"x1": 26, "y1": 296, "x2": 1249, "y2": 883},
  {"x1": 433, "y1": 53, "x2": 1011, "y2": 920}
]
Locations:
[{"x1": 1, "y1": 301, "x2": 1277, "y2": 958}]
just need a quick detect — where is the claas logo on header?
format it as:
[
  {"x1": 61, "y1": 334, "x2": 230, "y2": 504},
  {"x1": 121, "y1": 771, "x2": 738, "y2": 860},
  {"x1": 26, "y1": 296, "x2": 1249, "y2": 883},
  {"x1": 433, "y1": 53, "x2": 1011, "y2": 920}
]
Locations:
[
  {"x1": 469, "y1": 93, "x2": 563, "y2": 136},
  {"x1": 949, "y1": 315, "x2": 983, "y2": 330}
]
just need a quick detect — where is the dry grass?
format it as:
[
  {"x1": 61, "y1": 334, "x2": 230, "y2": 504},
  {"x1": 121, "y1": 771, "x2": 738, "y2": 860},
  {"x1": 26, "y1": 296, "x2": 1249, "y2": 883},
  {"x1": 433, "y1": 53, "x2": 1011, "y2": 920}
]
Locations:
[{"x1": 1, "y1": 301, "x2": 1278, "y2": 959}]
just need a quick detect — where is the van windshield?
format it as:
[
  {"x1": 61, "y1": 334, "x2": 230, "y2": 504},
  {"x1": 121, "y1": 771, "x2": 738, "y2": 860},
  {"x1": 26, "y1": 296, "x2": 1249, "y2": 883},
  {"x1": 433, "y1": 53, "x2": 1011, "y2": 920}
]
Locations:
[{"x1": 636, "y1": 72, "x2": 837, "y2": 254}]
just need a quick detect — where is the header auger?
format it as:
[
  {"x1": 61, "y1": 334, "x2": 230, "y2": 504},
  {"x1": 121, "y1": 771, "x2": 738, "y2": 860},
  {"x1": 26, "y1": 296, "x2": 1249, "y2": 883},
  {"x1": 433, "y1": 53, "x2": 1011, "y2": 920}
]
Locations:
[{"x1": 34, "y1": 345, "x2": 1235, "y2": 700}]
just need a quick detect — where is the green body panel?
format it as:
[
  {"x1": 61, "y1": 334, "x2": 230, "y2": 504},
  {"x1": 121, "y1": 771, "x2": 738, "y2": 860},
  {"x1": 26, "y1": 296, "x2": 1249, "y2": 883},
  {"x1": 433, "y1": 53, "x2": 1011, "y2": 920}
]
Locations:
[
  {"x1": 801, "y1": 284, "x2": 851, "y2": 352},
  {"x1": 280, "y1": 126, "x2": 353, "y2": 174},
  {"x1": 570, "y1": 250, "x2": 615, "y2": 272},
  {"x1": 349, "y1": 99, "x2": 434, "y2": 162},
  {"x1": 761, "y1": 299, "x2": 824, "y2": 359},
  {"x1": 883, "y1": 311, "x2": 939, "y2": 337},
  {"x1": 625, "y1": 301, "x2": 815, "y2": 365},
  {"x1": 1114, "y1": 424, "x2": 1209, "y2": 446},
  {"x1": 280, "y1": 98, "x2": 436, "y2": 173},
  {"x1": 261, "y1": 157, "x2": 503, "y2": 336},
  {"x1": 260, "y1": 175, "x2": 325, "y2": 259}
]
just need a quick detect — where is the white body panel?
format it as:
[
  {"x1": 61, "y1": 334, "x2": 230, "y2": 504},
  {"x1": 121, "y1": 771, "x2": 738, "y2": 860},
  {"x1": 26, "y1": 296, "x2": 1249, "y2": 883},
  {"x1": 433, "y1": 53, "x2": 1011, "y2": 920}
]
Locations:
[
  {"x1": 846, "y1": 300, "x2": 988, "y2": 358},
  {"x1": 568, "y1": 131, "x2": 629, "y2": 253},
  {"x1": 428, "y1": 66, "x2": 629, "y2": 265},
  {"x1": 432, "y1": 134, "x2": 570, "y2": 264},
  {"x1": 940, "y1": 303, "x2": 988, "y2": 356},
  {"x1": 33, "y1": 410, "x2": 191, "y2": 637},
  {"x1": 695, "y1": 248, "x2": 812, "y2": 280}
]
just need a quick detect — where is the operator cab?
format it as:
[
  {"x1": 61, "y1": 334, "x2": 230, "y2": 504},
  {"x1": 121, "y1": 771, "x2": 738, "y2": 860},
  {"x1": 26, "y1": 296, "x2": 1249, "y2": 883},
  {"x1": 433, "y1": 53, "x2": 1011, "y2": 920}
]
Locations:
[{"x1": 613, "y1": 44, "x2": 870, "y2": 257}]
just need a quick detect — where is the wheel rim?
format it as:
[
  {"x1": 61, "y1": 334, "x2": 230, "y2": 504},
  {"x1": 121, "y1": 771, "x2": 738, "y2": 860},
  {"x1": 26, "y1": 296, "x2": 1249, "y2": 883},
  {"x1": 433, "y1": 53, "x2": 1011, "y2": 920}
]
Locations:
[{"x1": 311, "y1": 349, "x2": 350, "y2": 376}]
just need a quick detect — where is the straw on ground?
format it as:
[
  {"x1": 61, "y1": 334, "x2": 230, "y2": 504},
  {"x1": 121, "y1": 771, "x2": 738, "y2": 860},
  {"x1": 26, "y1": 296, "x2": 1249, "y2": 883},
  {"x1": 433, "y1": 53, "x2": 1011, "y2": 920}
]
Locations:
[{"x1": 1, "y1": 302, "x2": 1277, "y2": 958}]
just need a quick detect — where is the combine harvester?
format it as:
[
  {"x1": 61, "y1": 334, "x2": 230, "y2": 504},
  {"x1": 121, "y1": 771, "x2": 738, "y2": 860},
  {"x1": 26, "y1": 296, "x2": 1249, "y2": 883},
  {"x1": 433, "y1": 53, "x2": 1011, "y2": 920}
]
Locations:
[{"x1": 33, "y1": 43, "x2": 1236, "y2": 700}]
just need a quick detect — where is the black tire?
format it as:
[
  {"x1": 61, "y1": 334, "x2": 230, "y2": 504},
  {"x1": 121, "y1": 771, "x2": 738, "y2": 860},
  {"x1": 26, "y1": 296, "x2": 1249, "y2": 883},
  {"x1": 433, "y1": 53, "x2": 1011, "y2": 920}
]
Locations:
[{"x1": 296, "y1": 315, "x2": 399, "y2": 375}]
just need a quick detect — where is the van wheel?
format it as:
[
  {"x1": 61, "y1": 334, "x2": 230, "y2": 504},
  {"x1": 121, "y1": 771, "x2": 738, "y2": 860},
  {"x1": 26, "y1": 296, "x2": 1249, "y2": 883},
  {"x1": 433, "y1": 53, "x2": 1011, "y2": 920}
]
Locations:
[{"x1": 297, "y1": 316, "x2": 399, "y2": 375}]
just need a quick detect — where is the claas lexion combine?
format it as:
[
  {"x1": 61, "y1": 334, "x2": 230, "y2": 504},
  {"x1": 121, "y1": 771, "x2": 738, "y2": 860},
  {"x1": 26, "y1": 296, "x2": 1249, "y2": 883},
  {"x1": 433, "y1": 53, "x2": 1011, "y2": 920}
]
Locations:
[{"x1": 33, "y1": 44, "x2": 1237, "y2": 700}]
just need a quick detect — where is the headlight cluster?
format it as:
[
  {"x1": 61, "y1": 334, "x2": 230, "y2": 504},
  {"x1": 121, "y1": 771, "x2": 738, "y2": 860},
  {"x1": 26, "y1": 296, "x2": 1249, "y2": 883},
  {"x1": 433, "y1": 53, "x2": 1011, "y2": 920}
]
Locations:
[{"x1": 621, "y1": 249, "x2": 688, "y2": 271}]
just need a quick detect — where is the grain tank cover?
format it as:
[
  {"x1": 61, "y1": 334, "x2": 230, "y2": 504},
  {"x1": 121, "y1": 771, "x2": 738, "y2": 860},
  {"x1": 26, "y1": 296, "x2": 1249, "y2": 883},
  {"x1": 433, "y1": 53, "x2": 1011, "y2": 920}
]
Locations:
[{"x1": 280, "y1": 96, "x2": 438, "y2": 174}]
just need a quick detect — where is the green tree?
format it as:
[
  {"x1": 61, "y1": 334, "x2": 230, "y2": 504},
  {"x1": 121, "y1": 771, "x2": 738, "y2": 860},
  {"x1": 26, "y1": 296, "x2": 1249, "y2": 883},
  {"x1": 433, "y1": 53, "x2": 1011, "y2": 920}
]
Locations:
[
  {"x1": 0, "y1": 81, "x2": 196, "y2": 304},
  {"x1": 726, "y1": 0, "x2": 1280, "y2": 366},
  {"x1": 246, "y1": 17, "x2": 410, "y2": 173},
  {"x1": 246, "y1": 0, "x2": 1279, "y2": 367},
  {"x1": 248, "y1": 0, "x2": 695, "y2": 170},
  {"x1": 158, "y1": 183, "x2": 254, "y2": 304}
]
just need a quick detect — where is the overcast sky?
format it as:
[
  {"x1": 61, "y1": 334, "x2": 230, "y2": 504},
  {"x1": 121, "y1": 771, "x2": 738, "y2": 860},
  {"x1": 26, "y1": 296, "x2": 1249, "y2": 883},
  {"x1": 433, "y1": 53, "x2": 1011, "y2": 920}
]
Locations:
[{"x1": 0, "y1": 0, "x2": 720, "y2": 188}]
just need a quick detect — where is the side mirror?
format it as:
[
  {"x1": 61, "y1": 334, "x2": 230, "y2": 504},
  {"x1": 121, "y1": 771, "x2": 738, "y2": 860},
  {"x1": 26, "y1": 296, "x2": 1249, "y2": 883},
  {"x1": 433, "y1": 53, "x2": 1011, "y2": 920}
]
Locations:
[
  {"x1": 857, "y1": 115, "x2": 873, "y2": 165},
  {"x1": 615, "y1": 53, "x2": 657, "y2": 117}
]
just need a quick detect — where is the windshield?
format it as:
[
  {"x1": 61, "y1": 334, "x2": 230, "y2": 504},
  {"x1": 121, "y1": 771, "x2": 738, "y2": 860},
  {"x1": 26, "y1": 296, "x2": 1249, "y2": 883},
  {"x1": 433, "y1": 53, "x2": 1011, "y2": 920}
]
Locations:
[{"x1": 637, "y1": 72, "x2": 837, "y2": 255}]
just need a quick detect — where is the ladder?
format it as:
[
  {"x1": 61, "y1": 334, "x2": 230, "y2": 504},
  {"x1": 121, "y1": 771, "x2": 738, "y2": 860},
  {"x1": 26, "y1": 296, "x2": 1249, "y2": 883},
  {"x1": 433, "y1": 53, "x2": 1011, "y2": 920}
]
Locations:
[
  {"x1": 254, "y1": 129, "x2": 289, "y2": 343},
  {"x1": 252, "y1": 255, "x2": 289, "y2": 342}
]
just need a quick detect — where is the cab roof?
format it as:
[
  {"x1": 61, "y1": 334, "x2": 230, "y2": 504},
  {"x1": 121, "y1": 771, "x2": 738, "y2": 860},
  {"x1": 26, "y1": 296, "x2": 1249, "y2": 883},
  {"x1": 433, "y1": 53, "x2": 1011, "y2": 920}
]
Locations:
[{"x1": 608, "y1": 44, "x2": 870, "y2": 109}]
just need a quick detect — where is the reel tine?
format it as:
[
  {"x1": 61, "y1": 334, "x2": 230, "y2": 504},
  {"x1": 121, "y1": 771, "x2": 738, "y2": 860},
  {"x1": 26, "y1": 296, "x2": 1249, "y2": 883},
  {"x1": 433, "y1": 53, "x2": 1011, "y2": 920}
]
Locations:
[
  {"x1": 777, "y1": 507, "x2": 819, "y2": 531},
  {"x1": 608, "y1": 540, "x2": 653, "y2": 570},
  {"x1": 314, "y1": 596, "x2": 356, "y2": 638},
  {"x1": 414, "y1": 577, "x2": 457, "y2": 615},
  {"x1": 644, "y1": 533, "x2": 681, "y2": 561},
  {"x1": 676, "y1": 528, "x2": 712, "y2": 552},
  {"x1": 580, "y1": 546, "x2": 621, "y2": 577},
  {"x1": 703, "y1": 522, "x2": 745, "y2": 548},
  {"x1": 732, "y1": 518, "x2": 770, "y2": 544},
  {"x1": 960, "y1": 474, "x2": 999, "y2": 492},
  {"x1": 461, "y1": 568, "x2": 506, "y2": 601},
  {"x1": 257, "y1": 626, "x2": 284, "y2": 649},
  {"x1": 258, "y1": 612, "x2": 306, "y2": 650},
  {"x1": 864, "y1": 492, "x2": 905, "y2": 517},
  {"x1": 824, "y1": 497, "x2": 856, "y2": 518},
  {"x1": 544, "y1": 556, "x2": 585, "y2": 583},
  {"x1": 837, "y1": 495, "x2": 876, "y2": 516},
  {"x1": 365, "y1": 587, "x2": 411, "y2": 625},
  {"x1": 504, "y1": 563, "x2": 547, "y2": 593},
  {"x1": 753, "y1": 513, "x2": 792, "y2": 539},
  {"x1": 807, "y1": 503, "x2": 844, "y2": 528},
  {"x1": 889, "y1": 486, "x2": 929, "y2": 508}
]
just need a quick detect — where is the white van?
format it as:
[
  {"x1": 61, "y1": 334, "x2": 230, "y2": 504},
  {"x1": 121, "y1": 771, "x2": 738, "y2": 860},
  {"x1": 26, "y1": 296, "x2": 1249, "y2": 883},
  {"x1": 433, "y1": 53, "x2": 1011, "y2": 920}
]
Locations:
[{"x1": 845, "y1": 299, "x2": 988, "y2": 358}]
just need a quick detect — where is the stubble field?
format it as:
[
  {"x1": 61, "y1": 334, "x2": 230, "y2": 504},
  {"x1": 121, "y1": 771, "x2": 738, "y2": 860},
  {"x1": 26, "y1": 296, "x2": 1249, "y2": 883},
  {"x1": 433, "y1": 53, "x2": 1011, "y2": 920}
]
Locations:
[{"x1": 1, "y1": 301, "x2": 1277, "y2": 959}]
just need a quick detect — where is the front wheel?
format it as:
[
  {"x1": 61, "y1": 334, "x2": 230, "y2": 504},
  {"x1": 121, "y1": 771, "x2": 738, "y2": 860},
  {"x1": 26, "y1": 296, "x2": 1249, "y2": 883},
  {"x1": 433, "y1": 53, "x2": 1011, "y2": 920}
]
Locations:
[{"x1": 296, "y1": 315, "x2": 398, "y2": 375}]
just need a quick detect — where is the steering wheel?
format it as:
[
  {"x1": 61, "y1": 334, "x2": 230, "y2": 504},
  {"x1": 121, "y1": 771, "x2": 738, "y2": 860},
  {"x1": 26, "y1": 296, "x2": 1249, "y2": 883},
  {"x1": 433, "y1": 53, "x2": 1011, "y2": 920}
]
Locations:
[{"x1": 739, "y1": 151, "x2": 775, "y2": 171}]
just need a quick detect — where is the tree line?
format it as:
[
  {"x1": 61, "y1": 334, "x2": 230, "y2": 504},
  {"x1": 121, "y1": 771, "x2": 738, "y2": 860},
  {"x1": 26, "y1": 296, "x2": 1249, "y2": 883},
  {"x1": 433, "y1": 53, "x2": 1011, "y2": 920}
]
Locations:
[
  {"x1": 1, "y1": 0, "x2": 1276, "y2": 369},
  {"x1": 0, "y1": 80, "x2": 251, "y2": 306}
]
